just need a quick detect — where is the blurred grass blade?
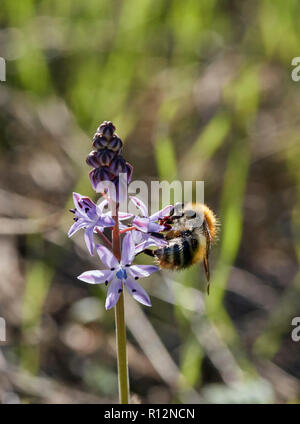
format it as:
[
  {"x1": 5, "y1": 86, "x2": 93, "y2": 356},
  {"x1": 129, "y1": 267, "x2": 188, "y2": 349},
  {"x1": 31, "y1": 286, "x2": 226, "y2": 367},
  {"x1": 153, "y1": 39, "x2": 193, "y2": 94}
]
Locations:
[
  {"x1": 190, "y1": 112, "x2": 231, "y2": 160},
  {"x1": 20, "y1": 256, "x2": 54, "y2": 375},
  {"x1": 154, "y1": 135, "x2": 177, "y2": 182}
]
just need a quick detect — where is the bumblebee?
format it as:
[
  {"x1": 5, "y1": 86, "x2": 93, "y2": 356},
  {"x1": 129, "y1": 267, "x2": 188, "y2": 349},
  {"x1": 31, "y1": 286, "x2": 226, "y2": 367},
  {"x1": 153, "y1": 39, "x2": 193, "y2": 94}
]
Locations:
[{"x1": 145, "y1": 203, "x2": 218, "y2": 294}]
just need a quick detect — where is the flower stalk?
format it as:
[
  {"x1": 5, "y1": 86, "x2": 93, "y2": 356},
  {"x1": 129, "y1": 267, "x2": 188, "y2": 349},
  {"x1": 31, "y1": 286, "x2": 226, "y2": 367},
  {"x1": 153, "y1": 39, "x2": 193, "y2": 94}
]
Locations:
[
  {"x1": 112, "y1": 203, "x2": 129, "y2": 404},
  {"x1": 120, "y1": 226, "x2": 137, "y2": 234},
  {"x1": 115, "y1": 292, "x2": 129, "y2": 403}
]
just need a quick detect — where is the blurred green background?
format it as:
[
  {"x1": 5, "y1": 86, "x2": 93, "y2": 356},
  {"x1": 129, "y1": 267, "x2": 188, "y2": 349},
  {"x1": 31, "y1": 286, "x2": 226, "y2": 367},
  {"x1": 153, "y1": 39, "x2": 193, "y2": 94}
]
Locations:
[{"x1": 0, "y1": 0, "x2": 300, "y2": 404}]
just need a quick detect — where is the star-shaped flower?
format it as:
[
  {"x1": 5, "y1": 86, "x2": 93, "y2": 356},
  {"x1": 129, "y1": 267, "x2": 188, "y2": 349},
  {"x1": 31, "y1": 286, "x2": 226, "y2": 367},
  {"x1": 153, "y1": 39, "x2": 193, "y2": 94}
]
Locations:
[
  {"x1": 130, "y1": 196, "x2": 173, "y2": 233},
  {"x1": 68, "y1": 192, "x2": 115, "y2": 255},
  {"x1": 132, "y1": 230, "x2": 167, "y2": 254},
  {"x1": 78, "y1": 233, "x2": 158, "y2": 310},
  {"x1": 128, "y1": 196, "x2": 173, "y2": 253}
]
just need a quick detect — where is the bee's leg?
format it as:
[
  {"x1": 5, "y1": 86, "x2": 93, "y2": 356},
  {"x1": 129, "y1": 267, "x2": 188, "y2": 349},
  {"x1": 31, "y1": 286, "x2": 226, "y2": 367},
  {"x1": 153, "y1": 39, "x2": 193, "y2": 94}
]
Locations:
[
  {"x1": 144, "y1": 249, "x2": 156, "y2": 257},
  {"x1": 149, "y1": 232, "x2": 165, "y2": 239},
  {"x1": 135, "y1": 248, "x2": 156, "y2": 257},
  {"x1": 203, "y1": 257, "x2": 210, "y2": 294},
  {"x1": 203, "y1": 219, "x2": 211, "y2": 294},
  {"x1": 203, "y1": 220, "x2": 211, "y2": 253}
]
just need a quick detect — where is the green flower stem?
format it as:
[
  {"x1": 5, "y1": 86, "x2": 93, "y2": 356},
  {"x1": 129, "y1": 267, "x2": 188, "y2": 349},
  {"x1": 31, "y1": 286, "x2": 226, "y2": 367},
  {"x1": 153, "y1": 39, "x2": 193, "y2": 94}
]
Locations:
[
  {"x1": 115, "y1": 291, "x2": 129, "y2": 403},
  {"x1": 112, "y1": 203, "x2": 129, "y2": 404}
]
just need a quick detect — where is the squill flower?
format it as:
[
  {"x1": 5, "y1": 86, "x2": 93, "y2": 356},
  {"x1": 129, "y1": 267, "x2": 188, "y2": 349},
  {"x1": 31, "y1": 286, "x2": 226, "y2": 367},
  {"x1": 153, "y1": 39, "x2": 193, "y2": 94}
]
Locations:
[
  {"x1": 68, "y1": 192, "x2": 115, "y2": 255},
  {"x1": 78, "y1": 233, "x2": 158, "y2": 310},
  {"x1": 131, "y1": 228, "x2": 168, "y2": 254},
  {"x1": 131, "y1": 196, "x2": 173, "y2": 233}
]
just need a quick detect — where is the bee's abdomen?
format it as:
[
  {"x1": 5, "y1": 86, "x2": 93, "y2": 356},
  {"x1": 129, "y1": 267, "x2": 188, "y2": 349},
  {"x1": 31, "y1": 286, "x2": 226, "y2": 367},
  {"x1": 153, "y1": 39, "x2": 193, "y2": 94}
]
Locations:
[{"x1": 156, "y1": 232, "x2": 199, "y2": 269}]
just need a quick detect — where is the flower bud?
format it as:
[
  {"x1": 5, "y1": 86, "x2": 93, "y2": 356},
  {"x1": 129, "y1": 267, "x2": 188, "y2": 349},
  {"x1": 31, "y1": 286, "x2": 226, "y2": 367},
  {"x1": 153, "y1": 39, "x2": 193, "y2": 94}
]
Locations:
[
  {"x1": 109, "y1": 155, "x2": 126, "y2": 176},
  {"x1": 97, "y1": 149, "x2": 115, "y2": 167},
  {"x1": 125, "y1": 162, "x2": 134, "y2": 183},
  {"x1": 86, "y1": 150, "x2": 100, "y2": 167},
  {"x1": 89, "y1": 167, "x2": 113, "y2": 191},
  {"x1": 87, "y1": 121, "x2": 134, "y2": 194},
  {"x1": 93, "y1": 134, "x2": 109, "y2": 149},
  {"x1": 98, "y1": 121, "x2": 116, "y2": 141},
  {"x1": 108, "y1": 136, "x2": 123, "y2": 153}
]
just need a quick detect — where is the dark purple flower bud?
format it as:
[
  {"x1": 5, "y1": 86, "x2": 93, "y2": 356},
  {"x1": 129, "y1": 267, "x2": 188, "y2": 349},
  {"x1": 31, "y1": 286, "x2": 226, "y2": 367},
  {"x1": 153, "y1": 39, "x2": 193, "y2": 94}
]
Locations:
[
  {"x1": 86, "y1": 150, "x2": 100, "y2": 167},
  {"x1": 97, "y1": 149, "x2": 116, "y2": 167},
  {"x1": 108, "y1": 136, "x2": 123, "y2": 153},
  {"x1": 89, "y1": 168, "x2": 101, "y2": 190},
  {"x1": 102, "y1": 168, "x2": 116, "y2": 182},
  {"x1": 93, "y1": 134, "x2": 109, "y2": 150},
  {"x1": 89, "y1": 167, "x2": 114, "y2": 191},
  {"x1": 98, "y1": 121, "x2": 116, "y2": 141},
  {"x1": 109, "y1": 155, "x2": 127, "y2": 175},
  {"x1": 125, "y1": 162, "x2": 134, "y2": 183}
]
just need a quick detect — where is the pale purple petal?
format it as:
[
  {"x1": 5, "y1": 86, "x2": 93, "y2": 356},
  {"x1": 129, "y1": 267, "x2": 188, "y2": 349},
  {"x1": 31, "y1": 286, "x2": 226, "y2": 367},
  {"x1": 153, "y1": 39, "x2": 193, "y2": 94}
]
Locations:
[
  {"x1": 96, "y1": 199, "x2": 109, "y2": 214},
  {"x1": 148, "y1": 222, "x2": 165, "y2": 232},
  {"x1": 132, "y1": 217, "x2": 150, "y2": 233},
  {"x1": 105, "y1": 279, "x2": 123, "y2": 310},
  {"x1": 118, "y1": 212, "x2": 134, "y2": 220},
  {"x1": 134, "y1": 237, "x2": 167, "y2": 254},
  {"x1": 104, "y1": 210, "x2": 133, "y2": 220},
  {"x1": 73, "y1": 192, "x2": 99, "y2": 221},
  {"x1": 128, "y1": 264, "x2": 158, "y2": 279},
  {"x1": 131, "y1": 230, "x2": 144, "y2": 244},
  {"x1": 134, "y1": 242, "x2": 148, "y2": 254},
  {"x1": 152, "y1": 237, "x2": 168, "y2": 247},
  {"x1": 121, "y1": 233, "x2": 135, "y2": 266},
  {"x1": 125, "y1": 278, "x2": 151, "y2": 307},
  {"x1": 97, "y1": 215, "x2": 115, "y2": 228},
  {"x1": 96, "y1": 244, "x2": 119, "y2": 269},
  {"x1": 84, "y1": 226, "x2": 95, "y2": 255},
  {"x1": 72, "y1": 192, "x2": 82, "y2": 211},
  {"x1": 80, "y1": 197, "x2": 96, "y2": 210},
  {"x1": 77, "y1": 270, "x2": 114, "y2": 284},
  {"x1": 130, "y1": 196, "x2": 148, "y2": 217},
  {"x1": 68, "y1": 220, "x2": 88, "y2": 237},
  {"x1": 150, "y1": 205, "x2": 173, "y2": 221}
]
